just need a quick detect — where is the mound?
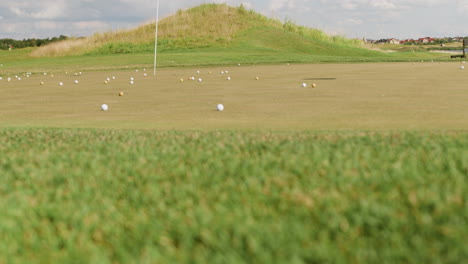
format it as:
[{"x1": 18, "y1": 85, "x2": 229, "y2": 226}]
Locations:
[{"x1": 31, "y1": 4, "x2": 364, "y2": 58}]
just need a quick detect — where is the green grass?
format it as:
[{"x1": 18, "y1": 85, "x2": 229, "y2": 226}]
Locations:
[
  {"x1": 0, "y1": 128, "x2": 467, "y2": 263},
  {"x1": 12, "y1": 3, "x2": 461, "y2": 71},
  {"x1": 0, "y1": 45, "x2": 455, "y2": 73}
]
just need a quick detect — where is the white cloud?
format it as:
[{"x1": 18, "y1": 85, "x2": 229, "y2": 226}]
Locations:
[
  {"x1": 269, "y1": 0, "x2": 297, "y2": 12},
  {"x1": 9, "y1": 0, "x2": 68, "y2": 19},
  {"x1": 33, "y1": 21, "x2": 63, "y2": 30},
  {"x1": 343, "y1": 18, "x2": 364, "y2": 26},
  {"x1": 0, "y1": 0, "x2": 466, "y2": 40},
  {"x1": 72, "y1": 21, "x2": 109, "y2": 30},
  {"x1": 240, "y1": 2, "x2": 254, "y2": 9}
]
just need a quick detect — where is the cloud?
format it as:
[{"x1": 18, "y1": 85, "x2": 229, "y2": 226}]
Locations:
[
  {"x1": 33, "y1": 21, "x2": 63, "y2": 30},
  {"x1": 72, "y1": 21, "x2": 109, "y2": 30},
  {"x1": 9, "y1": 0, "x2": 68, "y2": 19},
  {"x1": 0, "y1": 0, "x2": 466, "y2": 40}
]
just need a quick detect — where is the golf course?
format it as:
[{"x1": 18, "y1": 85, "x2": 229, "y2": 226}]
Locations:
[{"x1": 0, "y1": 4, "x2": 467, "y2": 264}]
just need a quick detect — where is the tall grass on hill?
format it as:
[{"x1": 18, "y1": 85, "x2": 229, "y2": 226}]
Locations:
[{"x1": 31, "y1": 4, "x2": 362, "y2": 57}]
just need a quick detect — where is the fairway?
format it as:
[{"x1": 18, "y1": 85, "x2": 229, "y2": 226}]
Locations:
[
  {"x1": 1, "y1": 62, "x2": 467, "y2": 263},
  {"x1": 1, "y1": 62, "x2": 467, "y2": 130}
]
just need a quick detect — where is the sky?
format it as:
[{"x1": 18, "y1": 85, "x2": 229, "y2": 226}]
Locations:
[{"x1": 0, "y1": 0, "x2": 467, "y2": 40}]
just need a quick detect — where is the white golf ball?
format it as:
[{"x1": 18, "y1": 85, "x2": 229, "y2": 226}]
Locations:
[
  {"x1": 216, "y1": 104, "x2": 224, "y2": 111},
  {"x1": 130, "y1": 77, "x2": 134, "y2": 81},
  {"x1": 461, "y1": 66, "x2": 465, "y2": 70},
  {"x1": 130, "y1": 81, "x2": 134, "y2": 85},
  {"x1": 302, "y1": 83, "x2": 307, "y2": 88},
  {"x1": 198, "y1": 78, "x2": 203, "y2": 82},
  {"x1": 17, "y1": 78, "x2": 21, "y2": 81},
  {"x1": 143, "y1": 73, "x2": 147, "y2": 77},
  {"x1": 112, "y1": 76, "x2": 116, "y2": 80},
  {"x1": 0, "y1": 77, "x2": 2, "y2": 80},
  {"x1": 101, "y1": 104, "x2": 109, "y2": 111},
  {"x1": 74, "y1": 80, "x2": 79, "y2": 84},
  {"x1": 59, "y1": 82, "x2": 63, "y2": 86},
  {"x1": 227, "y1": 77, "x2": 231, "y2": 80}
]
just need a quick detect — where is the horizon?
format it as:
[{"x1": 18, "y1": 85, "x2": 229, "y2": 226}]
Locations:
[{"x1": 0, "y1": 1, "x2": 467, "y2": 40}]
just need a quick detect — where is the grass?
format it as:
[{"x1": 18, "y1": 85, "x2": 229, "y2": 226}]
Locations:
[
  {"x1": 30, "y1": 4, "x2": 363, "y2": 58},
  {"x1": 1, "y1": 3, "x2": 461, "y2": 71},
  {"x1": 0, "y1": 128, "x2": 466, "y2": 263},
  {"x1": 1, "y1": 63, "x2": 467, "y2": 130},
  {"x1": 0, "y1": 45, "x2": 458, "y2": 73},
  {"x1": 1, "y1": 5, "x2": 467, "y2": 263}
]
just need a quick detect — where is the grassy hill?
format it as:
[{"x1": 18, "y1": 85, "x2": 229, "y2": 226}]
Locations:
[
  {"x1": 0, "y1": 3, "x2": 451, "y2": 70},
  {"x1": 30, "y1": 4, "x2": 365, "y2": 57}
]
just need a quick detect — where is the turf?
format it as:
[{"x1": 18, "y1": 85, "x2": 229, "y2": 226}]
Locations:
[
  {"x1": 0, "y1": 128, "x2": 466, "y2": 263},
  {"x1": 1, "y1": 63, "x2": 467, "y2": 130}
]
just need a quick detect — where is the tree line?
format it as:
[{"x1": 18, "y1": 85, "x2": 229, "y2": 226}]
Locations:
[{"x1": 0, "y1": 35, "x2": 70, "y2": 50}]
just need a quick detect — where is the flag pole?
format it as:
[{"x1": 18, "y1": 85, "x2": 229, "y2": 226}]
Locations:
[{"x1": 153, "y1": 0, "x2": 160, "y2": 76}]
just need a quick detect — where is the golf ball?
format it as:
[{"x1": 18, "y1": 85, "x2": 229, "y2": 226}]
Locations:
[
  {"x1": 101, "y1": 104, "x2": 109, "y2": 111},
  {"x1": 59, "y1": 82, "x2": 63, "y2": 86},
  {"x1": 227, "y1": 77, "x2": 231, "y2": 80},
  {"x1": 130, "y1": 81, "x2": 134, "y2": 85},
  {"x1": 461, "y1": 66, "x2": 465, "y2": 70},
  {"x1": 311, "y1": 83, "x2": 317, "y2": 88},
  {"x1": 217, "y1": 104, "x2": 224, "y2": 111},
  {"x1": 198, "y1": 78, "x2": 203, "y2": 82},
  {"x1": 74, "y1": 80, "x2": 79, "y2": 84},
  {"x1": 302, "y1": 83, "x2": 307, "y2": 88}
]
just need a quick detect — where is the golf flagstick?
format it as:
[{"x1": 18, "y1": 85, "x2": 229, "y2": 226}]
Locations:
[{"x1": 153, "y1": 0, "x2": 160, "y2": 76}]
